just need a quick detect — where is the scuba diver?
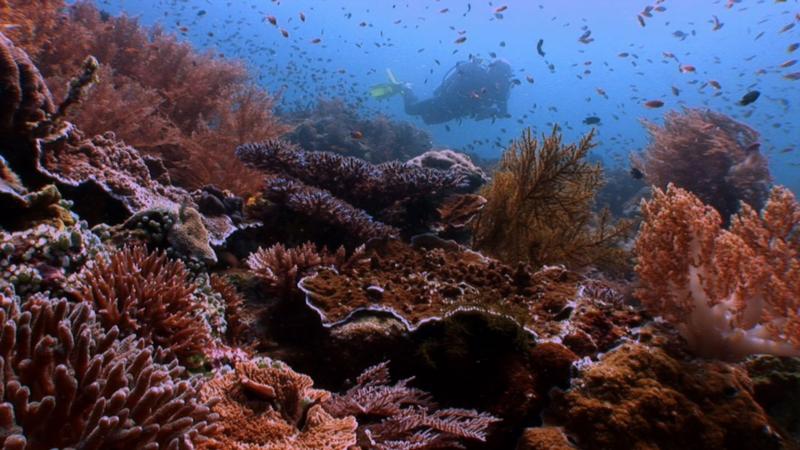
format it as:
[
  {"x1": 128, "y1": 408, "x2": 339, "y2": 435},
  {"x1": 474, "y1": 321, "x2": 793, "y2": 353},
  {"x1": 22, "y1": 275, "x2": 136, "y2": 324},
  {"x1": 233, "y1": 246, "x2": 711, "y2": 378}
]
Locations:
[{"x1": 370, "y1": 59, "x2": 513, "y2": 125}]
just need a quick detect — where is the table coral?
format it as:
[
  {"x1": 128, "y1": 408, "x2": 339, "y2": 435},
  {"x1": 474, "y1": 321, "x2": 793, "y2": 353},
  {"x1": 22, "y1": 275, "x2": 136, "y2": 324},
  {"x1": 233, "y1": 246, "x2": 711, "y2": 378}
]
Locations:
[
  {"x1": 0, "y1": 293, "x2": 218, "y2": 449},
  {"x1": 198, "y1": 358, "x2": 357, "y2": 449},
  {"x1": 635, "y1": 183, "x2": 800, "y2": 359}
]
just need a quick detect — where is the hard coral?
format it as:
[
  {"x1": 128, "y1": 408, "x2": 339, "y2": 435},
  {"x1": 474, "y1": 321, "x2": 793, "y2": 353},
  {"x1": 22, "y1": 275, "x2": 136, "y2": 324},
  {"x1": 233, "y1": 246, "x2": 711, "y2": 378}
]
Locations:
[
  {"x1": 75, "y1": 244, "x2": 212, "y2": 365},
  {"x1": 198, "y1": 359, "x2": 356, "y2": 449},
  {"x1": 237, "y1": 138, "x2": 473, "y2": 239},
  {"x1": 633, "y1": 108, "x2": 771, "y2": 220},
  {"x1": 473, "y1": 127, "x2": 632, "y2": 272},
  {"x1": 0, "y1": 32, "x2": 54, "y2": 136},
  {"x1": 549, "y1": 343, "x2": 784, "y2": 450},
  {"x1": 0, "y1": 293, "x2": 218, "y2": 449},
  {"x1": 635, "y1": 184, "x2": 800, "y2": 359},
  {"x1": 323, "y1": 361, "x2": 499, "y2": 449}
]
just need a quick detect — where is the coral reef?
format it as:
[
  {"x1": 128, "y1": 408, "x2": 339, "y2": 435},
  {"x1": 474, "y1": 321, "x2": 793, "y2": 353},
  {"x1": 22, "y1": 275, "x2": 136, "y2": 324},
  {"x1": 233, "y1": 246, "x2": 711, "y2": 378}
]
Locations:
[
  {"x1": 237, "y1": 138, "x2": 476, "y2": 240},
  {"x1": 322, "y1": 361, "x2": 500, "y2": 449},
  {"x1": 632, "y1": 108, "x2": 771, "y2": 221},
  {"x1": 0, "y1": 292, "x2": 218, "y2": 448},
  {"x1": 635, "y1": 184, "x2": 800, "y2": 359},
  {"x1": 198, "y1": 358, "x2": 357, "y2": 449},
  {"x1": 0, "y1": 32, "x2": 54, "y2": 136},
  {"x1": 1, "y1": 0, "x2": 287, "y2": 194},
  {"x1": 473, "y1": 127, "x2": 632, "y2": 272},
  {"x1": 406, "y1": 149, "x2": 489, "y2": 192},
  {"x1": 75, "y1": 244, "x2": 212, "y2": 366},
  {"x1": 548, "y1": 343, "x2": 785, "y2": 450},
  {"x1": 281, "y1": 98, "x2": 432, "y2": 163}
]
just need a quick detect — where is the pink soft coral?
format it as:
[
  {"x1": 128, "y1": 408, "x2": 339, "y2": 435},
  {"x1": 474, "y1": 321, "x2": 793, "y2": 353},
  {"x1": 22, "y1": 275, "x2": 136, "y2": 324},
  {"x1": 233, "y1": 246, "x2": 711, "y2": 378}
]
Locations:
[{"x1": 635, "y1": 183, "x2": 800, "y2": 360}]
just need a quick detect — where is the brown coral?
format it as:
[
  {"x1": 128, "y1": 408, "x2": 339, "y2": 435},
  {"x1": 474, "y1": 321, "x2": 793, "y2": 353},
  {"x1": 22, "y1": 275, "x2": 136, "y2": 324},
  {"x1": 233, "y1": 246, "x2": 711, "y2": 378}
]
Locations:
[
  {"x1": 75, "y1": 244, "x2": 212, "y2": 365},
  {"x1": 210, "y1": 274, "x2": 248, "y2": 345},
  {"x1": 633, "y1": 108, "x2": 771, "y2": 220},
  {"x1": 247, "y1": 241, "x2": 366, "y2": 298},
  {"x1": 0, "y1": 32, "x2": 54, "y2": 136},
  {"x1": 635, "y1": 183, "x2": 800, "y2": 359},
  {"x1": 323, "y1": 361, "x2": 500, "y2": 449},
  {"x1": 0, "y1": 293, "x2": 218, "y2": 449},
  {"x1": 473, "y1": 127, "x2": 632, "y2": 272},
  {"x1": 198, "y1": 359, "x2": 356, "y2": 449},
  {"x1": 548, "y1": 343, "x2": 784, "y2": 450}
]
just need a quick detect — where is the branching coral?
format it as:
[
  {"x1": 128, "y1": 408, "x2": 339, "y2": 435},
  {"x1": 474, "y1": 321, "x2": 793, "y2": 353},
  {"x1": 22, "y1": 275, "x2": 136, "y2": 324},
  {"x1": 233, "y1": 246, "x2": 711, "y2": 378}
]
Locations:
[
  {"x1": 247, "y1": 242, "x2": 366, "y2": 298},
  {"x1": 198, "y1": 358, "x2": 357, "y2": 449},
  {"x1": 75, "y1": 244, "x2": 212, "y2": 365},
  {"x1": 0, "y1": 292, "x2": 218, "y2": 448},
  {"x1": 1, "y1": 0, "x2": 287, "y2": 194},
  {"x1": 323, "y1": 361, "x2": 499, "y2": 449},
  {"x1": 236, "y1": 138, "x2": 474, "y2": 240},
  {"x1": 472, "y1": 127, "x2": 632, "y2": 271},
  {"x1": 635, "y1": 183, "x2": 800, "y2": 359},
  {"x1": 633, "y1": 108, "x2": 771, "y2": 220},
  {"x1": 209, "y1": 274, "x2": 248, "y2": 345}
]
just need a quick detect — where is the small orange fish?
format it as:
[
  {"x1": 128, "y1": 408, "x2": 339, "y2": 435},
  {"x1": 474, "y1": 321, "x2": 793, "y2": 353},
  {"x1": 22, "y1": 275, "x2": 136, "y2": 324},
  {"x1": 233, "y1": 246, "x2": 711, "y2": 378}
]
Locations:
[
  {"x1": 495, "y1": 5, "x2": 508, "y2": 13},
  {"x1": 454, "y1": 36, "x2": 467, "y2": 44},
  {"x1": 679, "y1": 64, "x2": 696, "y2": 73},
  {"x1": 280, "y1": 28, "x2": 289, "y2": 38},
  {"x1": 789, "y1": 43, "x2": 800, "y2": 53},
  {"x1": 179, "y1": 26, "x2": 189, "y2": 33},
  {"x1": 350, "y1": 130, "x2": 364, "y2": 139},
  {"x1": 779, "y1": 59, "x2": 797, "y2": 68},
  {"x1": 644, "y1": 100, "x2": 665, "y2": 108},
  {"x1": 266, "y1": 15, "x2": 277, "y2": 26},
  {"x1": 780, "y1": 23, "x2": 795, "y2": 33},
  {"x1": 709, "y1": 80, "x2": 721, "y2": 89},
  {"x1": 311, "y1": 38, "x2": 321, "y2": 44}
]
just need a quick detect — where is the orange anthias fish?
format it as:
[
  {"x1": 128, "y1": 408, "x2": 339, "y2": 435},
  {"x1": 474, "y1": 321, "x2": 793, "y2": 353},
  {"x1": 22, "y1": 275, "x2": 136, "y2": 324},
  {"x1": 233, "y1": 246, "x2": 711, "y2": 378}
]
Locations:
[
  {"x1": 679, "y1": 64, "x2": 696, "y2": 73},
  {"x1": 266, "y1": 15, "x2": 277, "y2": 26},
  {"x1": 644, "y1": 100, "x2": 665, "y2": 108}
]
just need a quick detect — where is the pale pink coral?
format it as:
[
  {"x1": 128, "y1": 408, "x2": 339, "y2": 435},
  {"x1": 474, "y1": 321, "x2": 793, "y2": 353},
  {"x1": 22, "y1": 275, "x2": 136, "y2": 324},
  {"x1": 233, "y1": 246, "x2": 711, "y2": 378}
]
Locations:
[{"x1": 635, "y1": 184, "x2": 800, "y2": 359}]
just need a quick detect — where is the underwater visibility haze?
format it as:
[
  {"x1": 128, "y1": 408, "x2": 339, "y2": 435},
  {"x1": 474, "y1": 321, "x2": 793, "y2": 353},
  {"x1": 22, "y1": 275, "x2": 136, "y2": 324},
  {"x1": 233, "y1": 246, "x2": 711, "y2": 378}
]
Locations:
[{"x1": 0, "y1": 0, "x2": 799, "y2": 449}]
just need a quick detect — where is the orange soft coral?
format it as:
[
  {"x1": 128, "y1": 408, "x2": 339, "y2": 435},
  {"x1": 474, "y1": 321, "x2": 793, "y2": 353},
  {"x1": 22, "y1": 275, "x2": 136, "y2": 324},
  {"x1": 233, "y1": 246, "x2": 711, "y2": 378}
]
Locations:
[{"x1": 635, "y1": 184, "x2": 800, "y2": 359}]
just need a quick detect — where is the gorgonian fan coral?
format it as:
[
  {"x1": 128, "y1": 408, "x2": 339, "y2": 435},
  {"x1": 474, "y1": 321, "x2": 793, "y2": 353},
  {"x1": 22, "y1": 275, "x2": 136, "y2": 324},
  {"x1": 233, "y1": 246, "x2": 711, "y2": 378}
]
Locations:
[
  {"x1": 635, "y1": 183, "x2": 800, "y2": 360},
  {"x1": 632, "y1": 108, "x2": 771, "y2": 221},
  {"x1": 75, "y1": 244, "x2": 212, "y2": 366},
  {"x1": 236, "y1": 138, "x2": 475, "y2": 240},
  {"x1": 198, "y1": 359, "x2": 357, "y2": 449},
  {"x1": 1, "y1": 0, "x2": 287, "y2": 194},
  {"x1": 473, "y1": 127, "x2": 632, "y2": 272},
  {"x1": 247, "y1": 242, "x2": 366, "y2": 298},
  {"x1": 0, "y1": 293, "x2": 218, "y2": 449},
  {"x1": 322, "y1": 361, "x2": 500, "y2": 449}
]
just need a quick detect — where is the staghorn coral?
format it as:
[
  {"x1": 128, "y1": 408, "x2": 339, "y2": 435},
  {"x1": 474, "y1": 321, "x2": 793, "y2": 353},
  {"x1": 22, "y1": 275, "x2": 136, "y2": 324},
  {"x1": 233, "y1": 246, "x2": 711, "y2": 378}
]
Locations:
[
  {"x1": 198, "y1": 358, "x2": 357, "y2": 449},
  {"x1": 323, "y1": 361, "x2": 500, "y2": 449},
  {"x1": 472, "y1": 127, "x2": 632, "y2": 272},
  {"x1": 635, "y1": 183, "x2": 800, "y2": 359},
  {"x1": 548, "y1": 343, "x2": 784, "y2": 450},
  {"x1": 0, "y1": 292, "x2": 218, "y2": 449},
  {"x1": 632, "y1": 108, "x2": 771, "y2": 221},
  {"x1": 1, "y1": 0, "x2": 287, "y2": 194},
  {"x1": 75, "y1": 244, "x2": 212, "y2": 366},
  {"x1": 247, "y1": 241, "x2": 366, "y2": 299}
]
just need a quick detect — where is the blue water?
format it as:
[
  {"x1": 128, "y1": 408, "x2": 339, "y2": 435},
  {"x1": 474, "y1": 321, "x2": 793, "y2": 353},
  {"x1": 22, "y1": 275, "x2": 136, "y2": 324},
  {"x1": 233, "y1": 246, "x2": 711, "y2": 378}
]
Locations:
[{"x1": 95, "y1": 0, "x2": 799, "y2": 193}]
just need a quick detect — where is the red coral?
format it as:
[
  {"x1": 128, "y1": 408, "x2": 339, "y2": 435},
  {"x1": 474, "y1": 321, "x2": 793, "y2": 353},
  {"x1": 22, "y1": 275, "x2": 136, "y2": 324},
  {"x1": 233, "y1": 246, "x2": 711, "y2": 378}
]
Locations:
[
  {"x1": 633, "y1": 108, "x2": 771, "y2": 220},
  {"x1": 76, "y1": 244, "x2": 213, "y2": 365},
  {"x1": 635, "y1": 183, "x2": 800, "y2": 359}
]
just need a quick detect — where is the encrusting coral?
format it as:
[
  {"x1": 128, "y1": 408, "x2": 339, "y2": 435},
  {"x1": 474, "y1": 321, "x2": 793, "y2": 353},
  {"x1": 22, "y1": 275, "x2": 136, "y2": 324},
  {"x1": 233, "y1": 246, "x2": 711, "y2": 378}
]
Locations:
[
  {"x1": 472, "y1": 127, "x2": 632, "y2": 272},
  {"x1": 322, "y1": 361, "x2": 500, "y2": 449},
  {"x1": 236, "y1": 138, "x2": 478, "y2": 240},
  {"x1": 198, "y1": 358, "x2": 357, "y2": 449},
  {"x1": 635, "y1": 183, "x2": 800, "y2": 359},
  {"x1": 75, "y1": 244, "x2": 213, "y2": 366},
  {"x1": 632, "y1": 108, "x2": 771, "y2": 221},
  {"x1": 0, "y1": 292, "x2": 218, "y2": 449}
]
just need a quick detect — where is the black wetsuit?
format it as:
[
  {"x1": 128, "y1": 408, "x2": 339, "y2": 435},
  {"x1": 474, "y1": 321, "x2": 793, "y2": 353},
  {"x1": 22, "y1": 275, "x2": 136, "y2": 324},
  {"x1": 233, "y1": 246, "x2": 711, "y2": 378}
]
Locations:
[{"x1": 402, "y1": 61, "x2": 511, "y2": 125}]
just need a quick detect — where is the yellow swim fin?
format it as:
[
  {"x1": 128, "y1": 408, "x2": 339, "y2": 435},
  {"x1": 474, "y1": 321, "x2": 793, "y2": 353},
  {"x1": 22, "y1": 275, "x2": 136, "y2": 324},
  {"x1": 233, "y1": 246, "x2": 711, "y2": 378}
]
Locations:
[{"x1": 369, "y1": 69, "x2": 403, "y2": 100}]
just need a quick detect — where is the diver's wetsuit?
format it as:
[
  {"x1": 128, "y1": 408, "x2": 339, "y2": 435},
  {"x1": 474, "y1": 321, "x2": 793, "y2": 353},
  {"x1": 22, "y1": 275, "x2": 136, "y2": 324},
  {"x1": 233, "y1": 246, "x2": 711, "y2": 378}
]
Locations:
[{"x1": 402, "y1": 60, "x2": 511, "y2": 125}]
